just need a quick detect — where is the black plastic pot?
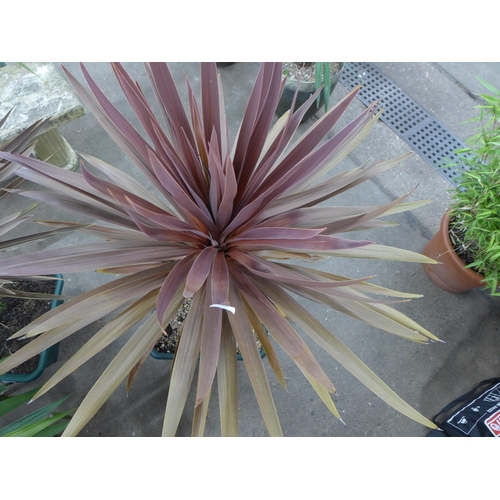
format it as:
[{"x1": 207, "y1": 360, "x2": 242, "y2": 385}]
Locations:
[
  {"x1": 275, "y1": 63, "x2": 345, "y2": 123},
  {"x1": 0, "y1": 274, "x2": 64, "y2": 383}
]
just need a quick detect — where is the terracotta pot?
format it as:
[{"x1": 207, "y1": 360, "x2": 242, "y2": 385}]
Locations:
[{"x1": 423, "y1": 212, "x2": 486, "y2": 293}]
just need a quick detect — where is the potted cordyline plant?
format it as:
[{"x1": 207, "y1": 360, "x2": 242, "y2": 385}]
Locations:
[
  {"x1": 0, "y1": 62, "x2": 440, "y2": 437},
  {"x1": 423, "y1": 78, "x2": 500, "y2": 295}
]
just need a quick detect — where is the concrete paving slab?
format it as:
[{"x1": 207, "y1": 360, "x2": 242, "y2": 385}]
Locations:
[{"x1": 1, "y1": 62, "x2": 500, "y2": 437}]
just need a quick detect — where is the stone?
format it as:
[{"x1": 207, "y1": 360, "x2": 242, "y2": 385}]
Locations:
[{"x1": 0, "y1": 62, "x2": 84, "y2": 170}]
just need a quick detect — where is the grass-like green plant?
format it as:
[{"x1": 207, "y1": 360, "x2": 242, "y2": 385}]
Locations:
[
  {"x1": 448, "y1": 78, "x2": 500, "y2": 296},
  {"x1": 0, "y1": 63, "x2": 439, "y2": 437},
  {"x1": 0, "y1": 383, "x2": 73, "y2": 437},
  {"x1": 314, "y1": 62, "x2": 333, "y2": 111}
]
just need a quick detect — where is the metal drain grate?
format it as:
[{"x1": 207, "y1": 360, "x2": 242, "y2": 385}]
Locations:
[{"x1": 339, "y1": 62, "x2": 469, "y2": 187}]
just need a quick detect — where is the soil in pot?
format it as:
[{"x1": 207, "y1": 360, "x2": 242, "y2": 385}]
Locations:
[
  {"x1": 153, "y1": 298, "x2": 262, "y2": 357},
  {"x1": 0, "y1": 278, "x2": 56, "y2": 375},
  {"x1": 282, "y1": 62, "x2": 343, "y2": 82},
  {"x1": 154, "y1": 298, "x2": 193, "y2": 355},
  {"x1": 448, "y1": 216, "x2": 481, "y2": 269}
]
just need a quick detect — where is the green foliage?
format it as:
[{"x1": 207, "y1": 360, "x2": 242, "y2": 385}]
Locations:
[
  {"x1": 315, "y1": 62, "x2": 332, "y2": 111},
  {"x1": 448, "y1": 78, "x2": 500, "y2": 295},
  {"x1": 0, "y1": 384, "x2": 73, "y2": 437},
  {"x1": 313, "y1": 63, "x2": 359, "y2": 112}
]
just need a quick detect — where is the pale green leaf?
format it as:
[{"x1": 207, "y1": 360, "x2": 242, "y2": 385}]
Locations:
[
  {"x1": 217, "y1": 314, "x2": 239, "y2": 437},
  {"x1": 262, "y1": 283, "x2": 437, "y2": 429},
  {"x1": 62, "y1": 313, "x2": 164, "y2": 436},
  {"x1": 32, "y1": 290, "x2": 160, "y2": 402},
  {"x1": 4, "y1": 410, "x2": 73, "y2": 437},
  {"x1": 328, "y1": 244, "x2": 438, "y2": 263},
  {"x1": 298, "y1": 365, "x2": 342, "y2": 421},
  {"x1": 227, "y1": 279, "x2": 282, "y2": 437},
  {"x1": 192, "y1": 386, "x2": 211, "y2": 437},
  {"x1": 162, "y1": 289, "x2": 205, "y2": 437}
]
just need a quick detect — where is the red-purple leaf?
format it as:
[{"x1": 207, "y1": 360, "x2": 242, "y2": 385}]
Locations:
[
  {"x1": 64, "y1": 65, "x2": 163, "y2": 193},
  {"x1": 207, "y1": 129, "x2": 224, "y2": 218},
  {"x1": 196, "y1": 282, "x2": 222, "y2": 405},
  {"x1": 146, "y1": 63, "x2": 197, "y2": 154},
  {"x1": 239, "y1": 86, "x2": 325, "y2": 204},
  {"x1": 232, "y1": 234, "x2": 373, "y2": 253},
  {"x1": 230, "y1": 267, "x2": 335, "y2": 392},
  {"x1": 0, "y1": 240, "x2": 187, "y2": 275},
  {"x1": 148, "y1": 150, "x2": 218, "y2": 235},
  {"x1": 186, "y1": 76, "x2": 209, "y2": 167},
  {"x1": 230, "y1": 226, "x2": 324, "y2": 242},
  {"x1": 226, "y1": 275, "x2": 282, "y2": 436},
  {"x1": 155, "y1": 252, "x2": 199, "y2": 325},
  {"x1": 233, "y1": 63, "x2": 284, "y2": 194},
  {"x1": 229, "y1": 251, "x2": 371, "y2": 290},
  {"x1": 254, "y1": 86, "x2": 362, "y2": 192},
  {"x1": 184, "y1": 246, "x2": 218, "y2": 298},
  {"x1": 211, "y1": 251, "x2": 230, "y2": 307},
  {"x1": 13, "y1": 188, "x2": 136, "y2": 229},
  {"x1": 215, "y1": 157, "x2": 238, "y2": 230},
  {"x1": 111, "y1": 62, "x2": 173, "y2": 159},
  {"x1": 247, "y1": 105, "x2": 378, "y2": 208},
  {"x1": 0, "y1": 152, "x2": 118, "y2": 208},
  {"x1": 201, "y1": 63, "x2": 221, "y2": 151}
]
